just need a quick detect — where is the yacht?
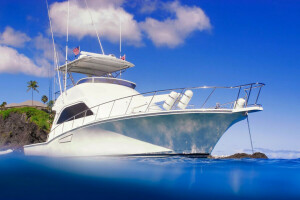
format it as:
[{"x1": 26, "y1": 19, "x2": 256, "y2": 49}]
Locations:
[{"x1": 23, "y1": 51, "x2": 264, "y2": 157}]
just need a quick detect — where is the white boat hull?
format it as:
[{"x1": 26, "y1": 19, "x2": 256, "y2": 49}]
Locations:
[{"x1": 24, "y1": 110, "x2": 250, "y2": 157}]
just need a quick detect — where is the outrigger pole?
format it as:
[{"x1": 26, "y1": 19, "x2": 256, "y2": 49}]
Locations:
[
  {"x1": 119, "y1": 14, "x2": 122, "y2": 78},
  {"x1": 46, "y1": 0, "x2": 63, "y2": 102},
  {"x1": 64, "y1": 0, "x2": 70, "y2": 94},
  {"x1": 119, "y1": 16, "x2": 122, "y2": 58},
  {"x1": 84, "y1": 0, "x2": 105, "y2": 55}
]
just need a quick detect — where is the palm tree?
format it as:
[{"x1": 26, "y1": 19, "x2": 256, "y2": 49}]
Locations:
[
  {"x1": 41, "y1": 95, "x2": 48, "y2": 104},
  {"x1": 27, "y1": 80, "x2": 39, "y2": 106},
  {"x1": 0, "y1": 102, "x2": 7, "y2": 110}
]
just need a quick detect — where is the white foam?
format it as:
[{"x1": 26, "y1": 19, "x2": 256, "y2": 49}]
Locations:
[{"x1": 0, "y1": 149, "x2": 13, "y2": 155}]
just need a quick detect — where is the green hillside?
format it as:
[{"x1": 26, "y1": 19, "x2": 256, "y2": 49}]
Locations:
[{"x1": 0, "y1": 107, "x2": 53, "y2": 131}]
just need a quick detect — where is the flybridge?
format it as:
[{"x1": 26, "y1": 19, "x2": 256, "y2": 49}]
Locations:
[{"x1": 59, "y1": 51, "x2": 135, "y2": 76}]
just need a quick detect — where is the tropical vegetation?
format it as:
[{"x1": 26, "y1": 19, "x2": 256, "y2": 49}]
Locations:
[
  {"x1": 0, "y1": 102, "x2": 7, "y2": 110},
  {"x1": 0, "y1": 107, "x2": 53, "y2": 131}
]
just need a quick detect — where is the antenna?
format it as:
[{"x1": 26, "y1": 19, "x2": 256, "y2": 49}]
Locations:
[
  {"x1": 84, "y1": 0, "x2": 105, "y2": 55},
  {"x1": 46, "y1": 0, "x2": 63, "y2": 101},
  {"x1": 64, "y1": 0, "x2": 70, "y2": 94},
  {"x1": 47, "y1": 45, "x2": 52, "y2": 102},
  {"x1": 53, "y1": 71, "x2": 55, "y2": 100},
  {"x1": 119, "y1": 15, "x2": 122, "y2": 59}
]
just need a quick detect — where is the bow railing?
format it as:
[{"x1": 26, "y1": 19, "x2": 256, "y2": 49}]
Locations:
[{"x1": 48, "y1": 83, "x2": 265, "y2": 140}]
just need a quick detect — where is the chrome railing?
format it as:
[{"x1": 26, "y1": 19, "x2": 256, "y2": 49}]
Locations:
[{"x1": 49, "y1": 83, "x2": 265, "y2": 139}]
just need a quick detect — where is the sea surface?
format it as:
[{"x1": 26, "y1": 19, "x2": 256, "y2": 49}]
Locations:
[{"x1": 0, "y1": 154, "x2": 299, "y2": 200}]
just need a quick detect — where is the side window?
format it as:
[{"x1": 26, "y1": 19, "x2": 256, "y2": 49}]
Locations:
[{"x1": 57, "y1": 103, "x2": 93, "y2": 124}]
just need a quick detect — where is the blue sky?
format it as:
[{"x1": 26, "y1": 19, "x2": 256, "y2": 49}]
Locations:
[{"x1": 0, "y1": 0, "x2": 299, "y2": 158}]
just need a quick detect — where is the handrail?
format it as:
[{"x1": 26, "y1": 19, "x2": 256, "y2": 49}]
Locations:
[{"x1": 49, "y1": 82, "x2": 265, "y2": 139}]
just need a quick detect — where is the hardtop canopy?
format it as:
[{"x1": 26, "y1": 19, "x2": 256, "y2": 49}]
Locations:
[{"x1": 59, "y1": 51, "x2": 134, "y2": 76}]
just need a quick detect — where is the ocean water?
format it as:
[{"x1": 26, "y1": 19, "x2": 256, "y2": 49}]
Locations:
[{"x1": 0, "y1": 154, "x2": 299, "y2": 200}]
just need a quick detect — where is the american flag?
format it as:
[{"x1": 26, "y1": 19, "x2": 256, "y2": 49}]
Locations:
[
  {"x1": 121, "y1": 54, "x2": 126, "y2": 60},
  {"x1": 73, "y1": 46, "x2": 80, "y2": 56}
]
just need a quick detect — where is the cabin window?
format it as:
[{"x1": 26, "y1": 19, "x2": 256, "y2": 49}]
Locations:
[{"x1": 57, "y1": 103, "x2": 93, "y2": 124}]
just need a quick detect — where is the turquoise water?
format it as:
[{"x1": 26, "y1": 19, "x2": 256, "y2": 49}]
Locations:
[{"x1": 0, "y1": 155, "x2": 299, "y2": 199}]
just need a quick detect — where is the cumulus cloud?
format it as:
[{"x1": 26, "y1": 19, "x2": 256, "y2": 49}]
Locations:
[
  {"x1": 0, "y1": 45, "x2": 49, "y2": 77},
  {"x1": 0, "y1": 28, "x2": 60, "y2": 77},
  {"x1": 140, "y1": 1, "x2": 211, "y2": 47},
  {"x1": 49, "y1": 0, "x2": 142, "y2": 44},
  {"x1": 0, "y1": 26, "x2": 31, "y2": 47},
  {"x1": 0, "y1": 28, "x2": 52, "y2": 77}
]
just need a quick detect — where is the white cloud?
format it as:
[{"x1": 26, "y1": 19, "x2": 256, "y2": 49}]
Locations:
[
  {"x1": 49, "y1": 0, "x2": 142, "y2": 45},
  {"x1": 0, "y1": 45, "x2": 49, "y2": 77},
  {"x1": 0, "y1": 28, "x2": 54, "y2": 77},
  {"x1": 0, "y1": 27, "x2": 31, "y2": 47},
  {"x1": 140, "y1": 1, "x2": 211, "y2": 47}
]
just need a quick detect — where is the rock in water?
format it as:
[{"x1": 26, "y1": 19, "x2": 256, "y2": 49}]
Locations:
[
  {"x1": 252, "y1": 152, "x2": 268, "y2": 159},
  {"x1": 209, "y1": 152, "x2": 268, "y2": 159},
  {"x1": 0, "y1": 112, "x2": 48, "y2": 151}
]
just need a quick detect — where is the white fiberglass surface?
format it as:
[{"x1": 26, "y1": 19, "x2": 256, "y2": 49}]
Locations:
[{"x1": 58, "y1": 54, "x2": 134, "y2": 76}]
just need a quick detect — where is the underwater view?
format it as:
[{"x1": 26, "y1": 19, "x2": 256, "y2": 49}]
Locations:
[{"x1": 1, "y1": 154, "x2": 299, "y2": 199}]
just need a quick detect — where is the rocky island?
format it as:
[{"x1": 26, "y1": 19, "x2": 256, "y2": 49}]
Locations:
[
  {"x1": 0, "y1": 107, "x2": 52, "y2": 151},
  {"x1": 208, "y1": 152, "x2": 268, "y2": 159}
]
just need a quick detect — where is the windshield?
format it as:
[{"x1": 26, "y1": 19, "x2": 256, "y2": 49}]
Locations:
[{"x1": 77, "y1": 77, "x2": 136, "y2": 89}]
